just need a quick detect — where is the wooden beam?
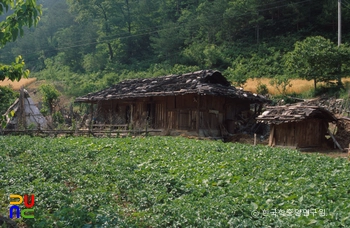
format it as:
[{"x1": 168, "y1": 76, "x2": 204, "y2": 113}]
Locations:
[
  {"x1": 325, "y1": 123, "x2": 343, "y2": 151},
  {"x1": 89, "y1": 103, "x2": 94, "y2": 132},
  {"x1": 269, "y1": 125, "x2": 275, "y2": 146},
  {"x1": 196, "y1": 95, "x2": 200, "y2": 133},
  {"x1": 19, "y1": 87, "x2": 26, "y2": 129},
  {"x1": 254, "y1": 133, "x2": 257, "y2": 146}
]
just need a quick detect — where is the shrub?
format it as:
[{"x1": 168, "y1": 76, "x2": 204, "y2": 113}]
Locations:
[
  {"x1": 256, "y1": 83, "x2": 269, "y2": 95},
  {"x1": 0, "y1": 86, "x2": 18, "y2": 115}
]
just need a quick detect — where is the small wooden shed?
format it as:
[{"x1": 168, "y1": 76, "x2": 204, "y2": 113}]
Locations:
[
  {"x1": 75, "y1": 70, "x2": 269, "y2": 137},
  {"x1": 256, "y1": 105, "x2": 337, "y2": 148},
  {"x1": 5, "y1": 88, "x2": 48, "y2": 130}
]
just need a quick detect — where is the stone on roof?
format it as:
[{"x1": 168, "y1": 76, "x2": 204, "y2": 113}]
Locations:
[
  {"x1": 75, "y1": 70, "x2": 269, "y2": 103},
  {"x1": 256, "y1": 105, "x2": 337, "y2": 125}
]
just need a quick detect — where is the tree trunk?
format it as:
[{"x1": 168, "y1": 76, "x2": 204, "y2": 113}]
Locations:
[
  {"x1": 97, "y1": 3, "x2": 114, "y2": 60},
  {"x1": 125, "y1": 0, "x2": 131, "y2": 34},
  {"x1": 107, "y1": 43, "x2": 114, "y2": 60},
  {"x1": 337, "y1": 64, "x2": 343, "y2": 87},
  {"x1": 314, "y1": 78, "x2": 317, "y2": 90}
]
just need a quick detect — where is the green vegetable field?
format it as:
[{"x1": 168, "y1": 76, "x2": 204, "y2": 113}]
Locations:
[{"x1": 0, "y1": 136, "x2": 349, "y2": 227}]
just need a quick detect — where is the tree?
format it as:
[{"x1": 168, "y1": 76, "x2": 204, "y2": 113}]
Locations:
[
  {"x1": 66, "y1": 0, "x2": 134, "y2": 62},
  {"x1": 269, "y1": 76, "x2": 292, "y2": 95},
  {"x1": 0, "y1": 86, "x2": 18, "y2": 115},
  {"x1": 0, "y1": 0, "x2": 42, "y2": 81},
  {"x1": 224, "y1": 57, "x2": 249, "y2": 88},
  {"x1": 285, "y1": 36, "x2": 350, "y2": 89},
  {"x1": 39, "y1": 84, "x2": 60, "y2": 115},
  {"x1": 150, "y1": 21, "x2": 185, "y2": 64},
  {"x1": 245, "y1": 46, "x2": 285, "y2": 78}
]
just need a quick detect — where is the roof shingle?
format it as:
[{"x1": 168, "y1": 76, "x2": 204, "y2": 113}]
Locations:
[
  {"x1": 75, "y1": 70, "x2": 269, "y2": 103},
  {"x1": 256, "y1": 105, "x2": 337, "y2": 125}
]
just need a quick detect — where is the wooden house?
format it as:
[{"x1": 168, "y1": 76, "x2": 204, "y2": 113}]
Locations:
[
  {"x1": 75, "y1": 70, "x2": 269, "y2": 137},
  {"x1": 256, "y1": 105, "x2": 338, "y2": 148}
]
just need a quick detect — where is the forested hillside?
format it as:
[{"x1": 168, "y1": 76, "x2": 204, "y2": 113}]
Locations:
[{"x1": 1, "y1": 0, "x2": 350, "y2": 96}]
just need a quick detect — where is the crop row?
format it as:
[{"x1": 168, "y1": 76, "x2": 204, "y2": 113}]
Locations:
[{"x1": 0, "y1": 136, "x2": 349, "y2": 227}]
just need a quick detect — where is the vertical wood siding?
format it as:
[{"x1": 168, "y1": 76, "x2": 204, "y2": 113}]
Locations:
[
  {"x1": 96, "y1": 94, "x2": 255, "y2": 136},
  {"x1": 273, "y1": 119, "x2": 327, "y2": 148}
]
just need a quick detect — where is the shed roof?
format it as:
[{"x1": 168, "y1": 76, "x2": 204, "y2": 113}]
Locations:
[
  {"x1": 256, "y1": 105, "x2": 337, "y2": 125},
  {"x1": 75, "y1": 70, "x2": 269, "y2": 103},
  {"x1": 5, "y1": 89, "x2": 48, "y2": 129}
]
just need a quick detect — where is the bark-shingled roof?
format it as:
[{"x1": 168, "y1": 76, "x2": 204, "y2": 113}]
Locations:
[
  {"x1": 256, "y1": 105, "x2": 337, "y2": 125},
  {"x1": 75, "y1": 70, "x2": 269, "y2": 103}
]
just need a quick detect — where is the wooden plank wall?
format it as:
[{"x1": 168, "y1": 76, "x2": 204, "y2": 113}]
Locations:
[
  {"x1": 166, "y1": 96, "x2": 176, "y2": 129},
  {"x1": 274, "y1": 119, "x2": 327, "y2": 148},
  {"x1": 95, "y1": 94, "x2": 254, "y2": 137},
  {"x1": 198, "y1": 95, "x2": 226, "y2": 136},
  {"x1": 164, "y1": 94, "x2": 199, "y2": 131},
  {"x1": 177, "y1": 94, "x2": 196, "y2": 130},
  {"x1": 274, "y1": 122, "x2": 297, "y2": 147},
  {"x1": 155, "y1": 101, "x2": 166, "y2": 128}
]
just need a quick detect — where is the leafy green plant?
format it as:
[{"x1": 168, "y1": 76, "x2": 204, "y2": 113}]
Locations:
[
  {"x1": 0, "y1": 86, "x2": 18, "y2": 115},
  {"x1": 52, "y1": 111, "x2": 64, "y2": 125},
  {"x1": 39, "y1": 84, "x2": 60, "y2": 115},
  {"x1": 27, "y1": 123, "x2": 36, "y2": 130},
  {"x1": 256, "y1": 82, "x2": 269, "y2": 95},
  {"x1": 0, "y1": 0, "x2": 42, "y2": 81},
  {"x1": 0, "y1": 110, "x2": 15, "y2": 129},
  {"x1": 225, "y1": 65, "x2": 247, "y2": 88},
  {"x1": 285, "y1": 36, "x2": 350, "y2": 89},
  {"x1": 269, "y1": 76, "x2": 292, "y2": 95},
  {"x1": 0, "y1": 115, "x2": 6, "y2": 130},
  {"x1": 0, "y1": 136, "x2": 350, "y2": 227}
]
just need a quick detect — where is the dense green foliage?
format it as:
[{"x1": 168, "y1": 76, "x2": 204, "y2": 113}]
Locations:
[
  {"x1": 39, "y1": 84, "x2": 60, "y2": 115},
  {"x1": 1, "y1": 0, "x2": 350, "y2": 95},
  {"x1": 0, "y1": 0, "x2": 42, "y2": 81},
  {"x1": 0, "y1": 86, "x2": 18, "y2": 115},
  {"x1": 285, "y1": 36, "x2": 350, "y2": 89},
  {"x1": 0, "y1": 86, "x2": 18, "y2": 129},
  {"x1": 0, "y1": 136, "x2": 349, "y2": 227}
]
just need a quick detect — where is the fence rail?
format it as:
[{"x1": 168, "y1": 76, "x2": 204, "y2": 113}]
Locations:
[{"x1": 0, "y1": 129, "x2": 163, "y2": 137}]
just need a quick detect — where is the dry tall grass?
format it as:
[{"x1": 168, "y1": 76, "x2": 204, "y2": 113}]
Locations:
[
  {"x1": 0, "y1": 78, "x2": 37, "y2": 90},
  {"x1": 244, "y1": 78, "x2": 350, "y2": 95}
]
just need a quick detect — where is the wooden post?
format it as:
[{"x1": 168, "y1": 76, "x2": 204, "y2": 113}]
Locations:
[
  {"x1": 145, "y1": 120, "x2": 148, "y2": 137},
  {"x1": 130, "y1": 104, "x2": 133, "y2": 127},
  {"x1": 325, "y1": 122, "x2": 343, "y2": 151},
  {"x1": 269, "y1": 125, "x2": 275, "y2": 146},
  {"x1": 254, "y1": 133, "x2": 257, "y2": 146},
  {"x1": 196, "y1": 95, "x2": 200, "y2": 134},
  {"x1": 89, "y1": 103, "x2": 93, "y2": 135},
  {"x1": 165, "y1": 98, "x2": 168, "y2": 132},
  {"x1": 19, "y1": 87, "x2": 26, "y2": 130}
]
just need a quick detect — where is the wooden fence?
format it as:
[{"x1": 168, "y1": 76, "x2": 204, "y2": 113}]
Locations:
[{"x1": 0, "y1": 128, "x2": 162, "y2": 137}]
